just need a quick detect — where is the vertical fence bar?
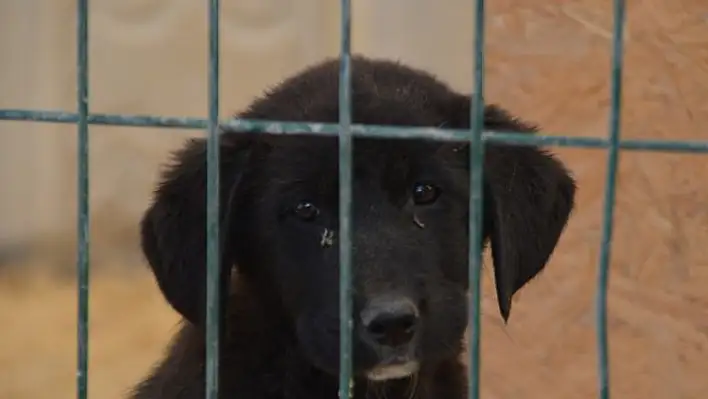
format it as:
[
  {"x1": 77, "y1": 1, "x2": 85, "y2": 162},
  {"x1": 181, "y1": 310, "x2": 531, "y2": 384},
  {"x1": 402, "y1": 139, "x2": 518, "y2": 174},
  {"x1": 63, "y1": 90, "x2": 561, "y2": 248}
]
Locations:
[
  {"x1": 338, "y1": 0, "x2": 354, "y2": 398},
  {"x1": 596, "y1": 0, "x2": 626, "y2": 398},
  {"x1": 467, "y1": 0, "x2": 487, "y2": 398},
  {"x1": 205, "y1": 0, "x2": 221, "y2": 398},
  {"x1": 76, "y1": 0, "x2": 90, "y2": 398}
]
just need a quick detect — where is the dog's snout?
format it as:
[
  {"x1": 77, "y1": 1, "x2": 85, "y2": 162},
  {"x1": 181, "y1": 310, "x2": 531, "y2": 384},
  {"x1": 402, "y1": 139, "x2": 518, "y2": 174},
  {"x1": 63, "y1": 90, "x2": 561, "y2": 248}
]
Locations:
[{"x1": 361, "y1": 296, "x2": 419, "y2": 347}]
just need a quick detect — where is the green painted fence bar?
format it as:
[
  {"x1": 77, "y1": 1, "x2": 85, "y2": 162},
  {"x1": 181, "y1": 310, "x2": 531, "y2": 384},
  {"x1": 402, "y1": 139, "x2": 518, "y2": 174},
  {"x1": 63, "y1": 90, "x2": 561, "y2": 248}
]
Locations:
[
  {"x1": 1, "y1": 0, "x2": 707, "y2": 397},
  {"x1": 2, "y1": 109, "x2": 707, "y2": 153},
  {"x1": 76, "y1": 0, "x2": 90, "y2": 398},
  {"x1": 596, "y1": 0, "x2": 627, "y2": 398},
  {"x1": 205, "y1": 0, "x2": 221, "y2": 398},
  {"x1": 467, "y1": 0, "x2": 487, "y2": 398},
  {"x1": 337, "y1": 1, "x2": 355, "y2": 399}
]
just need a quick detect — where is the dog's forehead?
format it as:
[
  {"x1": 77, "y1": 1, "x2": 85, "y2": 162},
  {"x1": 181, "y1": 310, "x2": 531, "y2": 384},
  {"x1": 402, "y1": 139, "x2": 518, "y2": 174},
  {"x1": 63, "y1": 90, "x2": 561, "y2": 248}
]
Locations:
[
  {"x1": 260, "y1": 137, "x2": 448, "y2": 197},
  {"x1": 269, "y1": 137, "x2": 442, "y2": 173}
]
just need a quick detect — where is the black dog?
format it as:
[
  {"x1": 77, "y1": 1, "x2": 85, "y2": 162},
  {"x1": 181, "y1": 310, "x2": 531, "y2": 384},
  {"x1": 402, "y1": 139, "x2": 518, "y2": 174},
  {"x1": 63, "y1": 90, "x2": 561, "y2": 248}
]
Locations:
[{"x1": 131, "y1": 55, "x2": 576, "y2": 399}]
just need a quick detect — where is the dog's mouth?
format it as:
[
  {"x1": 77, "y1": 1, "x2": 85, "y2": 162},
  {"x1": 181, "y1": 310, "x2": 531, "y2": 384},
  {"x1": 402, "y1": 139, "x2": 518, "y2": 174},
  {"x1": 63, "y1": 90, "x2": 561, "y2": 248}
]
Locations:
[
  {"x1": 295, "y1": 311, "x2": 424, "y2": 380},
  {"x1": 366, "y1": 357, "x2": 420, "y2": 381}
]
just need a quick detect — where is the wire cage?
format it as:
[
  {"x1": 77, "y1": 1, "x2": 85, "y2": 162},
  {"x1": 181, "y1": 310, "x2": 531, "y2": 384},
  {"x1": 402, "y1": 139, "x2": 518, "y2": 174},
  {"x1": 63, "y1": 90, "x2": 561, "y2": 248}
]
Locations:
[{"x1": 1, "y1": 1, "x2": 708, "y2": 398}]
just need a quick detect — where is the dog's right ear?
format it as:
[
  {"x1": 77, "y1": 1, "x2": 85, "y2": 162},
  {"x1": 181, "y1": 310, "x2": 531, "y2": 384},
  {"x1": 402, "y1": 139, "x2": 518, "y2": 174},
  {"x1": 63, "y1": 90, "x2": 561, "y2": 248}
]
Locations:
[{"x1": 139, "y1": 133, "x2": 259, "y2": 326}]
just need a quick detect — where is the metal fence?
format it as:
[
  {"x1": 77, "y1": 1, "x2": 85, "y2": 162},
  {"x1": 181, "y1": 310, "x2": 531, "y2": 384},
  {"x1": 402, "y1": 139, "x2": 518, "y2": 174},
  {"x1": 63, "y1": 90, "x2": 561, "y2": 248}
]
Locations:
[{"x1": 1, "y1": 0, "x2": 708, "y2": 398}]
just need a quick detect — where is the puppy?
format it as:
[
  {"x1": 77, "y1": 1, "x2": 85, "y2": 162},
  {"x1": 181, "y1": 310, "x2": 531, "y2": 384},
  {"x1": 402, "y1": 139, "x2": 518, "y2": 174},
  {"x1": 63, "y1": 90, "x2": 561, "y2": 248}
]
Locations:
[{"x1": 131, "y1": 55, "x2": 576, "y2": 399}]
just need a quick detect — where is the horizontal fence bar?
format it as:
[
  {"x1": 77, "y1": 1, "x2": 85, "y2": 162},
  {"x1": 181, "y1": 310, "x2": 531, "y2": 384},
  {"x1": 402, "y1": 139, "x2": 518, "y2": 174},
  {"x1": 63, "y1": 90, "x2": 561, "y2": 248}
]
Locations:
[
  {"x1": 2, "y1": 109, "x2": 707, "y2": 153},
  {"x1": 0, "y1": 109, "x2": 208, "y2": 128}
]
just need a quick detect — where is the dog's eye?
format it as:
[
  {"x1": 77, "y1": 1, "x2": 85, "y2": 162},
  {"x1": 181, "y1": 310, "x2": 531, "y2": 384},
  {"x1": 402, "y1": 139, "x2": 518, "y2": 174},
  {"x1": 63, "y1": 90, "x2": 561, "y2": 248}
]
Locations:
[
  {"x1": 412, "y1": 183, "x2": 441, "y2": 205},
  {"x1": 293, "y1": 201, "x2": 320, "y2": 221}
]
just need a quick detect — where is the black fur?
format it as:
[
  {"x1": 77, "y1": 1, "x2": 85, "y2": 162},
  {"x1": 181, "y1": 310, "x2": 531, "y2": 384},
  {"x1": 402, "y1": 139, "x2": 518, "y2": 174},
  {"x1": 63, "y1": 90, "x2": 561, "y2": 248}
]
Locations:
[{"x1": 131, "y1": 55, "x2": 576, "y2": 399}]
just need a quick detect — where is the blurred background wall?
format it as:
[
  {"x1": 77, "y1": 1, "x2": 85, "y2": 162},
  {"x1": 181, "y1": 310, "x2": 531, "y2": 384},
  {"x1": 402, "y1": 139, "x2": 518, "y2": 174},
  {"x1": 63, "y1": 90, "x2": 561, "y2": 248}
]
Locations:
[{"x1": 0, "y1": 1, "x2": 706, "y2": 398}]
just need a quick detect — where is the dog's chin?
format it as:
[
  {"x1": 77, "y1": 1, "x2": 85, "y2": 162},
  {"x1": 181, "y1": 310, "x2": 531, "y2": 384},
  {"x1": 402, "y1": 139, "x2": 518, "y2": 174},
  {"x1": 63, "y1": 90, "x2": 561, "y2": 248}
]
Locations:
[
  {"x1": 296, "y1": 336, "x2": 420, "y2": 382},
  {"x1": 297, "y1": 339, "x2": 420, "y2": 383},
  {"x1": 366, "y1": 360, "x2": 420, "y2": 381}
]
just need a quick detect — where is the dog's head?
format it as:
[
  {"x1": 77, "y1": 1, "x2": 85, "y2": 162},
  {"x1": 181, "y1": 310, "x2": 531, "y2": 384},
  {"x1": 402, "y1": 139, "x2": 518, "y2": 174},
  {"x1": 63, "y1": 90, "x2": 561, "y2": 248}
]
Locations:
[{"x1": 140, "y1": 56, "x2": 576, "y2": 381}]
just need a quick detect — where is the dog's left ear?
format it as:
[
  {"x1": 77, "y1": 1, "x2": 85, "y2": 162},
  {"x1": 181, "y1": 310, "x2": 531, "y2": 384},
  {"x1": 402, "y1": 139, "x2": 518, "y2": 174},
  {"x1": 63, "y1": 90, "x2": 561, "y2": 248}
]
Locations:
[
  {"x1": 483, "y1": 142, "x2": 576, "y2": 322},
  {"x1": 442, "y1": 96, "x2": 577, "y2": 322}
]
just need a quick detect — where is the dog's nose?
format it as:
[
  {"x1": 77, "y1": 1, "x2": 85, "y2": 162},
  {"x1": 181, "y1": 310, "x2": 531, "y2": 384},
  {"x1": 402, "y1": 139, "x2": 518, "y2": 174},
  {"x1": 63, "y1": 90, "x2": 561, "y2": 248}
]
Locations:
[{"x1": 360, "y1": 296, "x2": 419, "y2": 347}]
